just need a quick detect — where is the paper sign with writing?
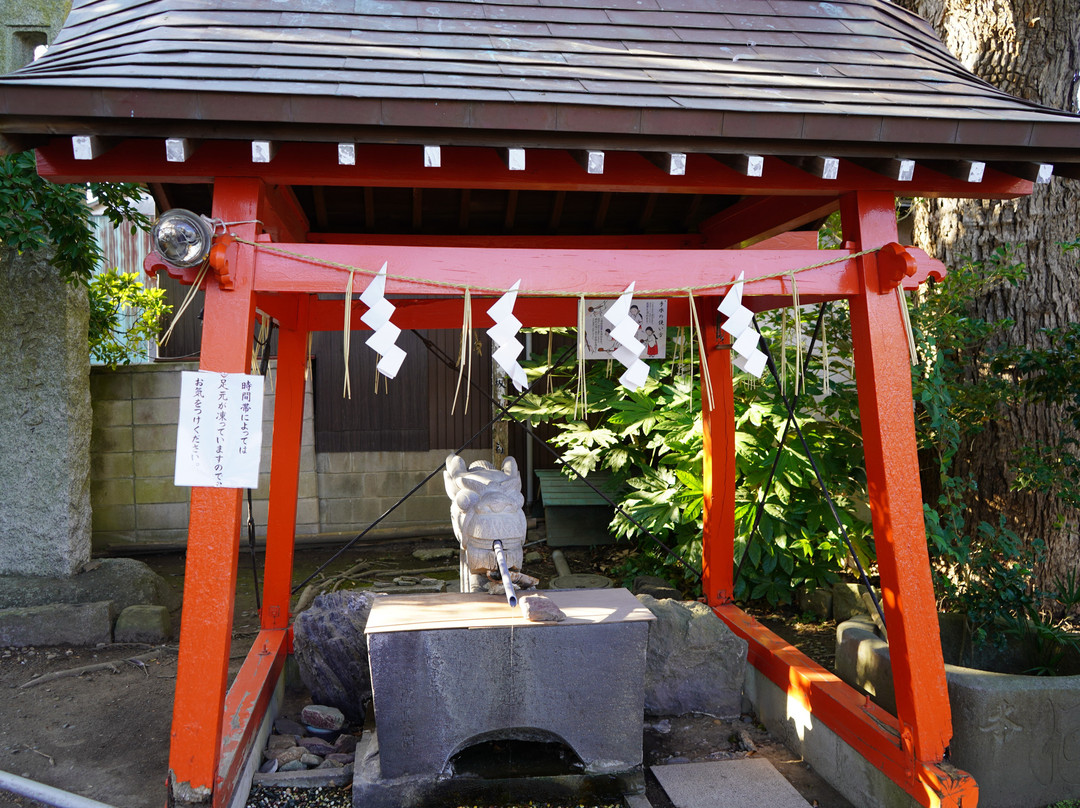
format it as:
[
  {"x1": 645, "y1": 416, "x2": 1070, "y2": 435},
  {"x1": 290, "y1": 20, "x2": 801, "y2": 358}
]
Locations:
[
  {"x1": 174, "y1": 371, "x2": 264, "y2": 488},
  {"x1": 582, "y1": 298, "x2": 667, "y2": 360}
]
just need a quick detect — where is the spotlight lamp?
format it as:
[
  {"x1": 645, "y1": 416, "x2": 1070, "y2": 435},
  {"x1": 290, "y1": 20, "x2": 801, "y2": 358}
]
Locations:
[{"x1": 151, "y1": 209, "x2": 215, "y2": 268}]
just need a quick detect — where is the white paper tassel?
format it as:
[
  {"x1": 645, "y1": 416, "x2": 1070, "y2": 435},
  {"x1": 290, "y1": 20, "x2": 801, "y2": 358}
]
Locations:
[
  {"x1": 486, "y1": 280, "x2": 528, "y2": 392},
  {"x1": 718, "y1": 271, "x2": 767, "y2": 378},
  {"x1": 603, "y1": 283, "x2": 650, "y2": 391},
  {"x1": 359, "y1": 262, "x2": 407, "y2": 379}
]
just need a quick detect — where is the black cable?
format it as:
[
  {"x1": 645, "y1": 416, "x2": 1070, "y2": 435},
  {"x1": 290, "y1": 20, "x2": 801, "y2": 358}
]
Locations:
[
  {"x1": 416, "y1": 332, "x2": 703, "y2": 583},
  {"x1": 732, "y1": 304, "x2": 826, "y2": 589},
  {"x1": 737, "y1": 309, "x2": 887, "y2": 630},
  {"x1": 290, "y1": 341, "x2": 578, "y2": 595}
]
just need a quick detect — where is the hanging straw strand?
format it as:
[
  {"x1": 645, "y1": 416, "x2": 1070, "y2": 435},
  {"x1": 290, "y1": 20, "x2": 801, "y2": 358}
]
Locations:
[
  {"x1": 687, "y1": 290, "x2": 715, "y2": 412},
  {"x1": 451, "y1": 289, "x2": 473, "y2": 414},
  {"x1": 575, "y1": 296, "x2": 589, "y2": 420},
  {"x1": 342, "y1": 270, "x2": 355, "y2": 399},
  {"x1": 896, "y1": 287, "x2": 919, "y2": 366},
  {"x1": 790, "y1": 270, "x2": 803, "y2": 395},
  {"x1": 160, "y1": 262, "x2": 210, "y2": 348}
]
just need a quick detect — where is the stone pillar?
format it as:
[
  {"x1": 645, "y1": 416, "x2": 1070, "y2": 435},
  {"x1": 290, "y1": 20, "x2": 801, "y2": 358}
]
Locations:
[{"x1": 0, "y1": 249, "x2": 93, "y2": 577}]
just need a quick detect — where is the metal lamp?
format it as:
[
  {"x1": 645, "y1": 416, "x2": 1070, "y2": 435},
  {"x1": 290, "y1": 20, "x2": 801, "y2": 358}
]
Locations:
[{"x1": 151, "y1": 209, "x2": 214, "y2": 268}]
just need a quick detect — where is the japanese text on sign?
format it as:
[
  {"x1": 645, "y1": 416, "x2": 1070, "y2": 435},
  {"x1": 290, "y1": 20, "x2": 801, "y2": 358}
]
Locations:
[{"x1": 175, "y1": 371, "x2": 264, "y2": 488}]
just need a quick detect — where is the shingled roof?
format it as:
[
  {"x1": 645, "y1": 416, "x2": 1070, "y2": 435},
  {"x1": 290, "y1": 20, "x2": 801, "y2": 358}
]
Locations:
[{"x1": 3, "y1": 0, "x2": 1080, "y2": 163}]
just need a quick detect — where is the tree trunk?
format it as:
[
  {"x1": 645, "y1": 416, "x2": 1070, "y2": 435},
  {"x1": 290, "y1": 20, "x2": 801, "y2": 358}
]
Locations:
[{"x1": 895, "y1": 0, "x2": 1080, "y2": 594}]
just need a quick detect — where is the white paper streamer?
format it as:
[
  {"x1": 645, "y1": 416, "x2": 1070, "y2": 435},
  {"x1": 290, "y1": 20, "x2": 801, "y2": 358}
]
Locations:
[
  {"x1": 603, "y1": 282, "x2": 651, "y2": 391},
  {"x1": 719, "y1": 272, "x2": 767, "y2": 378},
  {"x1": 486, "y1": 280, "x2": 528, "y2": 391},
  {"x1": 359, "y1": 262, "x2": 407, "y2": 379}
]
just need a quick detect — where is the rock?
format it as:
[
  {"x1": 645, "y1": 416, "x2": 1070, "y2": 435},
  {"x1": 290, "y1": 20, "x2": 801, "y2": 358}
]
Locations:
[
  {"x1": 298, "y1": 737, "x2": 336, "y2": 756},
  {"x1": 266, "y1": 734, "x2": 297, "y2": 752},
  {"x1": 831, "y1": 582, "x2": 868, "y2": 623},
  {"x1": 274, "y1": 717, "x2": 306, "y2": 737},
  {"x1": 636, "y1": 594, "x2": 747, "y2": 718},
  {"x1": 333, "y1": 734, "x2": 358, "y2": 754},
  {"x1": 525, "y1": 551, "x2": 543, "y2": 564},
  {"x1": 269, "y1": 746, "x2": 307, "y2": 766},
  {"x1": 299, "y1": 753, "x2": 323, "y2": 767},
  {"x1": 519, "y1": 594, "x2": 566, "y2": 622},
  {"x1": 292, "y1": 591, "x2": 375, "y2": 723},
  {"x1": 317, "y1": 758, "x2": 345, "y2": 769},
  {"x1": 259, "y1": 759, "x2": 279, "y2": 775},
  {"x1": 0, "y1": 601, "x2": 114, "y2": 647},
  {"x1": 632, "y1": 575, "x2": 683, "y2": 600},
  {"x1": 301, "y1": 704, "x2": 344, "y2": 732},
  {"x1": 279, "y1": 760, "x2": 307, "y2": 773},
  {"x1": 0, "y1": 557, "x2": 177, "y2": 612},
  {"x1": 114, "y1": 604, "x2": 171, "y2": 643},
  {"x1": 327, "y1": 753, "x2": 355, "y2": 765},
  {"x1": 412, "y1": 548, "x2": 457, "y2": 561},
  {"x1": 797, "y1": 586, "x2": 833, "y2": 621}
]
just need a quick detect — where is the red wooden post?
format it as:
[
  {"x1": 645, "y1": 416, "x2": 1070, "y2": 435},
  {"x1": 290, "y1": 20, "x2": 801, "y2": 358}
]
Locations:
[
  {"x1": 261, "y1": 300, "x2": 310, "y2": 630},
  {"x1": 841, "y1": 190, "x2": 953, "y2": 763},
  {"x1": 168, "y1": 178, "x2": 261, "y2": 806},
  {"x1": 699, "y1": 297, "x2": 736, "y2": 606}
]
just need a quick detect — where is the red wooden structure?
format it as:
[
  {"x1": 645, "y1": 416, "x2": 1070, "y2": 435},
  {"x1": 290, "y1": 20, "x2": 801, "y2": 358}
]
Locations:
[{"x1": 6, "y1": 2, "x2": 1080, "y2": 807}]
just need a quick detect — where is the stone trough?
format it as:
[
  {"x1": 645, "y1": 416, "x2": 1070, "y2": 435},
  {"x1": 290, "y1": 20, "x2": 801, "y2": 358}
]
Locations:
[
  {"x1": 835, "y1": 615, "x2": 1080, "y2": 808},
  {"x1": 353, "y1": 588, "x2": 655, "y2": 807}
]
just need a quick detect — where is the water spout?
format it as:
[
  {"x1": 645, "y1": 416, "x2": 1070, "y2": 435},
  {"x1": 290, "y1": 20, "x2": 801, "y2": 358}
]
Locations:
[{"x1": 492, "y1": 540, "x2": 518, "y2": 608}]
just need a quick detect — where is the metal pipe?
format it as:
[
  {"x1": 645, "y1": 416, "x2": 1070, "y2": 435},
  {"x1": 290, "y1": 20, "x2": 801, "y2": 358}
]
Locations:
[
  {"x1": 491, "y1": 540, "x2": 518, "y2": 608},
  {"x1": 0, "y1": 770, "x2": 118, "y2": 808},
  {"x1": 551, "y1": 549, "x2": 572, "y2": 579}
]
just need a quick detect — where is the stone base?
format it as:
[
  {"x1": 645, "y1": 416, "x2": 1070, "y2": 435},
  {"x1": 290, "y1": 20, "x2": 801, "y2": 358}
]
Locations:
[{"x1": 352, "y1": 730, "x2": 643, "y2": 808}]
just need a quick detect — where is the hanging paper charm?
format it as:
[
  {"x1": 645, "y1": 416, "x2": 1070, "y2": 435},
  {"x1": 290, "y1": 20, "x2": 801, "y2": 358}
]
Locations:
[
  {"x1": 718, "y1": 272, "x2": 767, "y2": 378},
  {"x1": 359, "y1": 262, "x2": 407, "y2": 379},
  {"x1": 604, "y1": 282, "x2": 650, "y2": 391},
  {"x1": 486, "y1": 280, "x2": 528, "y2": 392}
]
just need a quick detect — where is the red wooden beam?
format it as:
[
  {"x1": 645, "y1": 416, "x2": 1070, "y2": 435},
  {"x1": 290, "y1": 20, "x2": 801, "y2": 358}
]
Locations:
[
  {"x1": 215, "y1": 629, "x2": 288, "y2": 808},
  {"x1": 33, "y1": 139, "x2": 1034, "y2": 199},
  {"x1": 716, "y1": 605, "x2": 978, "y2": 808},
  {"x1": 700, "y1": 195, "x2": 840, "y2": 249}
]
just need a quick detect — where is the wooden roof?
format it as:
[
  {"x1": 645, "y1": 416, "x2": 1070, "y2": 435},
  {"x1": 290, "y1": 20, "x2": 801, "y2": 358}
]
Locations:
[{"x1": 3, "y1": 0, "x2": 1080, "y2": 164}]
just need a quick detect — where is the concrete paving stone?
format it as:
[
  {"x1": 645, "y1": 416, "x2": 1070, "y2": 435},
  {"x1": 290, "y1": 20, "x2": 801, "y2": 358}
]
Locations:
[{"x1": 651, "y1": 758, "x2": 811, "y2": 808}]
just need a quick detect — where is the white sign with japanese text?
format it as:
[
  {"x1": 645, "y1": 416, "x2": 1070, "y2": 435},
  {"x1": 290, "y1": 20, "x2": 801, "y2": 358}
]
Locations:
[
  {"x1": 581, "y1": 298, "x2": 667, "y2": 360},
  {"x1": 174, "y1": 371, "x2": 264, "y2": 488}
]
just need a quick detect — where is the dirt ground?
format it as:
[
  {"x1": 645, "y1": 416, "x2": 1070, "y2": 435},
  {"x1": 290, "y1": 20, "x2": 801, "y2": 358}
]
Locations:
[{"x1": 0, "y1": 537, "x2": 851, "y2": 808}]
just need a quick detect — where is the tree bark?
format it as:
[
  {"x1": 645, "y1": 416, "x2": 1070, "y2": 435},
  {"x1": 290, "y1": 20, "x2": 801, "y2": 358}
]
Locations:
[{"x1": 895, "y1": 0, "x2": 1080, "y2": 593}]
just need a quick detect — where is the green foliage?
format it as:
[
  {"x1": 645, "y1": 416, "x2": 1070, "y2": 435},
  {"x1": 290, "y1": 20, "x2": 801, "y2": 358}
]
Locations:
[
  {"x1": 88, "y1": 269, "x2": 171, "y2": 367},
  {"x1": 1, "y1": 150, "x2": 162, "y2": 366},
  {"x1": 0, "y1": 151, "x2": 149, "y2": 282}
]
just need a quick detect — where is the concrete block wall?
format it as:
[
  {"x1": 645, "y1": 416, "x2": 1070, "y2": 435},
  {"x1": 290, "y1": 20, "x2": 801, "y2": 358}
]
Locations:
[
  {"x1": 316, "y1": 448, "x2": 487, "y2": 536},
  {"x1": 89, "y1": 361, "x2": 319, "y2": 548},
  {"x1": 89, "y1": 363, "x2": 481, "y2": 548}
]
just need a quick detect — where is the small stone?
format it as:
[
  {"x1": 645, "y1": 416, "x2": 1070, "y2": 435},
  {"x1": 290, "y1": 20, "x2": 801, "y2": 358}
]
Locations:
[
  {"x1": 299, "y1": 737, "x2": 335, "y2": 756},
  {"x1": 301, "y1": 704, "x2": 345, "y2": 731},
  {"x1": 274, "y1": 717, "x2": 306, "y2": 737},
  {"x1": 317, "y1": 758, "x2": 345, "y2": 769},
  {"x1": 393, "y1": 576, "x2": 420, "y2": 586},
  {"x1": 525, "y1": 551, "x2": 543, "y2": 564},
  {"x1": 269, "y1": 746, "x2": 306, "y2": 766},
  {"x1": 327, "y1": 753, "x2": 355, "y2": 764},
  {"x1": 279, "y1": 759, "x2": 307, "y2": 772},
  {"x1": 114, "y1": 604, "x2": 171, "y2": 643},
  {"x1": 299, "y1": 753, "x2": 323, "y2": 767},
  {"x1": 266, "y1": 734, "x2": 297, "y2": 751},
  {"x1": 412, "y1": 547, "x2": 457, "y2": 561},
  {"x1": 333, "y1": 734, "x2": 358, "y2": 754},
  {"x1": 519, "y1": 594, "x2": 566, "y2": 623},
  {"x1": 258, "y1": 759, "x2": 279, "y2": 774}
]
